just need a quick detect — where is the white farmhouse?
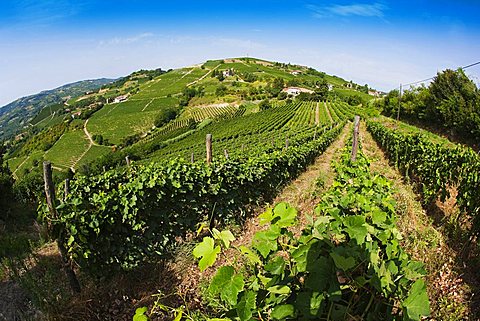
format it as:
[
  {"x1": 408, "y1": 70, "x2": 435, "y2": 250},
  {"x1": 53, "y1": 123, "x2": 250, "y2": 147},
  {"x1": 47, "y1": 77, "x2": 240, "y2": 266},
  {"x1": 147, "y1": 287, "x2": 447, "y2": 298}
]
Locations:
[
  {"x1": 282, "y1": 87, "x2": 315, "y2": 96},
  {"x1": 114, "y1": 94, "x2": 128, "y2": 103}
]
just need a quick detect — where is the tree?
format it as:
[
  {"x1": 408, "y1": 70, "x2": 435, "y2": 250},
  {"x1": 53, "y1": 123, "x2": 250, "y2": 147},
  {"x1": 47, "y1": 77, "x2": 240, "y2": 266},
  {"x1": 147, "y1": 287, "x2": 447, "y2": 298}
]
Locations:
[
  {"x1": 180, "y1": 87, "x2": 198, "y2": 106},
  {"x1": 314, "y1": 79, "x2": 330, "y2": 100},
  {"x1": 278, "y1": 91, "x2": 287, "y2": 100},
  {"x1": 258, "y1": 100, "x2": 271, "y2": 111},
  {"x1": 428, "y1": 69, "x2": 479, "y2": 136},
  {"x1": 361, "y1": 84, "x2": 369, "y2": 94},
  {"x1": 216, "y1": 85, "x2": 228, "y2": 97},
  {"x1": 154, "y1": 108, "x2": 177, "y2": 128}
]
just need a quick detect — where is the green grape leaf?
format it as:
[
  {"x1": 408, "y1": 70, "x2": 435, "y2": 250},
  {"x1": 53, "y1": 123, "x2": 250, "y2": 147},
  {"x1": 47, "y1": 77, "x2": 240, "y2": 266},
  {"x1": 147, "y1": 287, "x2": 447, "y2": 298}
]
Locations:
[
  {"x1": 209, "y1": 266, "x2": 245, "y2": 306},
  {"x1": 268, "y1": 285, "x2": 291, "y2": 295},
  {"x1": 238, "y1": 245, "x2": 262, "y2": 265},
  {"x1": 330, "y1": 251, "x2": 356, "y2": 271},
  {"x1": 212, "y1": 228, "x2": 235, "y2": 249},
  {"x1": 371, "y1": 209, "x2": 387, "y2": 225},
  {"x1": 403, "y1": 279, "x2": 430, "y2": 320},
  {"x1": 295, "y1": 291, "x2": 324, "y2": 318},
  {"x1": 237, "y1": 291, "x2": 257, "y2": 321},
  {"x1": 133, "y1": 307, "x2": 149, "y2": 321},
  {"x1": 252, "y1": 227, "x2": 280, "y2": 258},
  {"x1": 272, "y1": 202, "x2": 297, "y2": 227},
  {"x1": 258, "y1": 207, "x2": 275, "y2": 225},
  {"x1": 265, "y1": 256, "x2": 286, "y2": 275},
  {"x1": 271, "y1": 304, "x2": 295, "y2": 320},
  {"x1": 404, "y1": 261, "x2": 426, "y2": 280},
  {"x1": 344, "y1": 215, "x2": 368, "y2": 244},
  {"x1": 305, "y1": 256, "x2": 332, "y2": 291},
  {"x1": 192, "y1": 237, "x2": 221, "y2": 271}
]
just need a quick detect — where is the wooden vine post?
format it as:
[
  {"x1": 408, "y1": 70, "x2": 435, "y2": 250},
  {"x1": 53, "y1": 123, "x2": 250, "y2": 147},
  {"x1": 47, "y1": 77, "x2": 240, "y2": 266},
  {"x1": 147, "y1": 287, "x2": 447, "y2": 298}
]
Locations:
[
  {"x1": 315, "y1": 103, "x2": 320, "y2": 126},
  {"x1": 206, "y1": 134, "x2": 212, "y2": 165},
  {"x1": 285, "y1": 138, "x2": 289, "y2": 150},
  {"x1": 125, "y1": 155, "x2": 131, "y2": 167},
  {"x1": 64, "y1": 178, "x2": 70, "y2": 202},
  {"x1": 351, "y1": 116, "x2": 360, "y2": 162},
  {"x1": 191, "y1": 152, "x2": 195, "y2": 163},
  {"x1": 43, "y1": 162, "x2": 81, "y2": 293},
  {"x1": 224, "y1": 149, "x2": 229, "y2": 160}
]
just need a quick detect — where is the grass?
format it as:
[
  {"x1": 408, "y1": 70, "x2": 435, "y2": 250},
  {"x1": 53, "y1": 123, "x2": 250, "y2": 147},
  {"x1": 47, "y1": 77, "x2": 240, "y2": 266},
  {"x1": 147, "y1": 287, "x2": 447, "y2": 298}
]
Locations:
[
  {"x1": 30, "y1": 103, "x2": 64, "y2": 126},
  {"x1": 334, "y1": 88, "x2": 372, "y2": 102},
  {"x1": 7, "y1": 156, "x2": 28, "y2": 173},
  {"x1": 376, "y1": 115, "x2": 457, "y2": 148},
  {"x1": 9, "y1": 150, "x2": 45, "y2": 178},
  {"x1": 88, "y1": 107, "x2": 160, "y2": 145},
  {"x1": 86, "y1": 68, "x2": 207, "y2": 145},
  {"x1": 75, "y1": 145, "x2": 112, "y2": 168},
  {"x1": 44, "y1": 128, "x2": 90, "y2": 169}
]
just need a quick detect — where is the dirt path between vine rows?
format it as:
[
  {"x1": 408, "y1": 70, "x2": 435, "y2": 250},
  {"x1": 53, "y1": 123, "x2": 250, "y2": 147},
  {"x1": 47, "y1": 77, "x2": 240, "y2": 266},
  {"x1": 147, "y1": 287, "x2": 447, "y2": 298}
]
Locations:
[
  {"x1": 358, "y1": 121, "x2": 476, "y2": 319},
  {"x1": 237, "y1": 122, "x2": 352, "y2": 244},
  {"x1": 324, "y1": 102, "x2": 333, "y2": 123},
  {"x1": 169, "y1": 123, "x2": 353, "y2": 310}
]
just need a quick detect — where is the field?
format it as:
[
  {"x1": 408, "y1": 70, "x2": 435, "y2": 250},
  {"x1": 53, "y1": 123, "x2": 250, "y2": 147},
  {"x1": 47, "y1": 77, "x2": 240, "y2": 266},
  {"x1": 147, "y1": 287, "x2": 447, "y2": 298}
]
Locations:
[
  {"x1": 43, "y1": 128, "x2": 90, "y2": 170},
  {"x1": 75, "y1": 145, "x2": 112, "y2": 168}
]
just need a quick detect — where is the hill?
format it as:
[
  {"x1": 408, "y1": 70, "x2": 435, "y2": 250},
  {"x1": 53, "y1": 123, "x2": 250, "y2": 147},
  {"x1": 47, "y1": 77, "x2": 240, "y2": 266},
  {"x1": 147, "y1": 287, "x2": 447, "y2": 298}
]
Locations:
[
  {"x1": 0, "y1": 78, "x2": 115, "y2": 140},
  {"x1": 4, "y1": 58, "x2": 373, "y2": 178}
]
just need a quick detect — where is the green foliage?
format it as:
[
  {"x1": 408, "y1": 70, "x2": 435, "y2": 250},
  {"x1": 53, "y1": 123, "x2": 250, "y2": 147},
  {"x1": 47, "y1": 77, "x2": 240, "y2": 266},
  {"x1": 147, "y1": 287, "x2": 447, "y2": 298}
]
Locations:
[
  {"x1": 15, "y1": 122, "x2": 69, "y2": 156},
  {"x1": 215, "y1": 85, "x2": 228, "y2": 97},
  {"x1": 40, "y1": 124, "x2": 343, "y2": 274},
  {"x1": 153, "y1": 107, "x2": 177, "y2": 128},
  {"x1": 209, "y1": 266, "x2": 244, "y2": 305},
  {"x1": 0, "y1": 144, "x2": 14, "y2": 217},
  {"x1": 258, "y1": 100, "x2": 271, "y2": 111},
  {"x1": 380, "y1": 68, "x2": 480, "y2": 144},
  {"x1": 194, "y1": 135, "x2": 429, "y2": 321},
  {"x1": 193, "y1": 237, "x2": 221, "y2": 272},
  {"x1": 133, "y1": 307, "x2": 149, "y2": 321},
  {"x1": 367, "y1": 120, "x2": 480, "y2": 234}
]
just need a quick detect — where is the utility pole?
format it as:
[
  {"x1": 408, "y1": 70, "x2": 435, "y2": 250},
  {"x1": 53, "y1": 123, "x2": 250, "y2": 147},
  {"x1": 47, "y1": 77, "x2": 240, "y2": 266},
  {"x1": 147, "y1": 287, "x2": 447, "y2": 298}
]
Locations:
[{"x1": 396, "y1": 84, "x2": 402, "y2": 121}]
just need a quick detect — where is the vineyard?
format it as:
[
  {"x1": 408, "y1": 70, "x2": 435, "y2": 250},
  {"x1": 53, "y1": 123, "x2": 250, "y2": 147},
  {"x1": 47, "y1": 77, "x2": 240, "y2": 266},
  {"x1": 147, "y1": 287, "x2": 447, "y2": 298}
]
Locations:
[
  {"x1": 2, "y1": 58, "x2": 479, "y2": 321},
  {"x1": 367, "y1": 119, "x2": 480, "y2": 233},
  {"x1": 190, "y1": 126, "x2": 429, "y2": 320}
]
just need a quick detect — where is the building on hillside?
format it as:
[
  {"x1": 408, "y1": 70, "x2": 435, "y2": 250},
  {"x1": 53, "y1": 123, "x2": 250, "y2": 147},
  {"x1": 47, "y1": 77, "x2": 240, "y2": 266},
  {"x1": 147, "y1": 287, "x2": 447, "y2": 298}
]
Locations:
[
  {"x1": 290, "y1": 70, "x2": 302, "y2": 76},
  {"x1": 222, "y1": 69, "x2": 234, "y2": 78},
  {"x1": 114, "y1": 94, "x2": 128, "y2": 103},
  {"x1": 328, "y1": 84, "x2": 333, "y2": 91},
  {"x1": 15, "y1": 133, "x2": 26, "y2": 141},
  {"x1": 368, "y1": 90, "x2": 382, "y2": 97},
  {"x1": 345, "y1": 82, "x2": 354, "y2": 89},
  {"x1": 282, "y1": 87, "x2": 315, "y2": 96}
]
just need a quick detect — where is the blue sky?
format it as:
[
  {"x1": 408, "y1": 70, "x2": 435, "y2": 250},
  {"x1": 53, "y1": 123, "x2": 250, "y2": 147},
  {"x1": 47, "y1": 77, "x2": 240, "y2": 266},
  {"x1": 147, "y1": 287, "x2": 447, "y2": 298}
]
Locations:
[{"x1": 1, "y1": 0, "x2": 479, "y2": 106}]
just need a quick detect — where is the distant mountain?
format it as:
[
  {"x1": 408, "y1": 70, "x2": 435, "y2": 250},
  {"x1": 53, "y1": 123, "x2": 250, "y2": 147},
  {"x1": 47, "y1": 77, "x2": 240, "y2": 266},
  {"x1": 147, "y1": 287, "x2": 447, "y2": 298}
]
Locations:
[{"x1": 0, "y1": 78, "x2": 115, "y2": 140}]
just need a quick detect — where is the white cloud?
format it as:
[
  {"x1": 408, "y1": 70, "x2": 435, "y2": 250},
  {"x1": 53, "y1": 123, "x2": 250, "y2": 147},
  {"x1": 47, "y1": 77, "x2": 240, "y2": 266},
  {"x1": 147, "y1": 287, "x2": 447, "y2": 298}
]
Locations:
[{"x1": 308, "y1": 2, "x2": 387, "y2": 18}]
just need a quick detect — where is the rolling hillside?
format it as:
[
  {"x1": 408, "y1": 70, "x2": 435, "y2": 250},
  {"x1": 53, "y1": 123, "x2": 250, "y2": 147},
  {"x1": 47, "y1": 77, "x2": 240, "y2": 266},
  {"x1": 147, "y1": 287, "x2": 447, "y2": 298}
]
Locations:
[
  {"x1": 0, "y1": 78, "x2": 114, "y2": 140},
  {"x1": 5, "y1": 58, "x2": 373, "y2": 178}
]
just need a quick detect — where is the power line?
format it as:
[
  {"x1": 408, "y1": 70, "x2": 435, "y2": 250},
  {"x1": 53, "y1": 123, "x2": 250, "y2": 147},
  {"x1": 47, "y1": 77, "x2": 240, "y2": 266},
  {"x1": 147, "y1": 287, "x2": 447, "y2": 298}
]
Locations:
[
  {"x1": 397, "y1": 60, "x2": 480, "y2": 89},
  {"x1": 394, "y1": 60, "x2": 480, "y2": 121},
  {"x1": 462, "y1": 61, "x2": 480, "y2": 69}
]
